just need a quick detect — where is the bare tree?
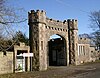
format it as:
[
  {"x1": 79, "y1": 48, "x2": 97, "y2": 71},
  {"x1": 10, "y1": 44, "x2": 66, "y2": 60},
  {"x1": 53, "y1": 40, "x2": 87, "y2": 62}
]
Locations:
[
  {"x1": 79, "y1": 33, "x2": 91, "y2": 38},
  {"x1": 89, "y1": 10, "x2": 100, "y2": 31},
  {"x1": 89, "y1": 10, "x2": 100, "y2": 50},
  {"x1": 0, "y1": 0, "x2": 27, "y2": 34},
  {"x1": 91, "y1": 31, "x2": 100, "y2": 50},
  {"x1": 0, "y1": 0, "x2": 27, "y2": 51}
]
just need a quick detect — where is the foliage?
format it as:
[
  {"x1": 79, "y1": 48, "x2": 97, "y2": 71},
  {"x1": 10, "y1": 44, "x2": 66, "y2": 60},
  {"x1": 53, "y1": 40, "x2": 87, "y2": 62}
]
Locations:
[
  {"x1": 13, "y1": 31, "x2": 29, "y2": 46},
  {"x1": 0, "y1": 37, "x2": 13, "y2": 51},
  {"x1": 0, "y1": 31, "x2": 29, "y2": 51},
  {"x1": 17, "y1": 64, "x2": 23, "y2": 70}
]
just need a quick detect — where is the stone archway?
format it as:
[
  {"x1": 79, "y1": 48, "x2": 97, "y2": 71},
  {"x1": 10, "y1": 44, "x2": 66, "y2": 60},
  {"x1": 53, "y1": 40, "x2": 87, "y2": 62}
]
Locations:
[
  {"x1": 28, "y1": 10, "x2": 78, "y2": 71},
  {"x1": 48, "y1": 34, "x2": 67, "y2": 66}
]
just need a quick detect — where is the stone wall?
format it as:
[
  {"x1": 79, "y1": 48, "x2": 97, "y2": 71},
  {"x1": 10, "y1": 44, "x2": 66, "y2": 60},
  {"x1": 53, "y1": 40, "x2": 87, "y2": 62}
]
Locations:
[
  {"x1": 77, "y1": 37, "x2": 100, "y2": 64},
  {"x1": 0, "y1": 51, "x2": 13, "y2": 74},
  {"x1": 0, "y1": 43, "x2": 30, "y2": 74},
  {"x1": 77, "y1": 38, "x2": 91, "y2": 65},
  {"x1": 90, "y1": 46, "x2": 100, "y2": 61}
]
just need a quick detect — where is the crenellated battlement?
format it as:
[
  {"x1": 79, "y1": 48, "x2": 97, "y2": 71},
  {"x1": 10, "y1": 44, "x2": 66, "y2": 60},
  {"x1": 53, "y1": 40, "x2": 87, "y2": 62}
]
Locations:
[
  {"x1": 28, "y1": 10, "x2": 46, "y2": 24},
  {"x1": 67, "y1": 19, "x2": 78, "y2": 30},
  {"x1": 46, "y1": 18, "x2": 68, "y2": 29},
  {"x1": 28, "y1": 10, "x2": 78, "y2": 31},
  {"x1": 78, "y1": 38, "x2": 90, "y2": 44},
  {"x1": 28, "y1": 10, "x2": 46, "y2": 15},
  {"x1": 46, "y1": 18, "x2": 67, "y2": 24}
]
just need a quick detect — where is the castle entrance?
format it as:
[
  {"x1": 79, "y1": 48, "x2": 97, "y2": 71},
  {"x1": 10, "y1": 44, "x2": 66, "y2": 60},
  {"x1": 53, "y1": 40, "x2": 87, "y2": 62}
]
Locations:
[
  {"x1": 28, "y1": 10, "x2": 78, "y2": 71},
  {"x1": 48, "y1": 35, "x2": 67, "y2": 66}
]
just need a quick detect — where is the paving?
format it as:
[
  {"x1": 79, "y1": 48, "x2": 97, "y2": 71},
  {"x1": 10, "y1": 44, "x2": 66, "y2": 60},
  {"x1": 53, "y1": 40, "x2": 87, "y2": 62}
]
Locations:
[{"x1": 0, "y1": 62, "x2": 100, "y2": 78}]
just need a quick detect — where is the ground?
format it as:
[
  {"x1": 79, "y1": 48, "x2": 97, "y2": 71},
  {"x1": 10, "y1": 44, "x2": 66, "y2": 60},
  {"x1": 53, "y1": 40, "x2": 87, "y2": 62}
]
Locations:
[{"x1": 0, "y1": 61, "x2": 100, "y2": 78}]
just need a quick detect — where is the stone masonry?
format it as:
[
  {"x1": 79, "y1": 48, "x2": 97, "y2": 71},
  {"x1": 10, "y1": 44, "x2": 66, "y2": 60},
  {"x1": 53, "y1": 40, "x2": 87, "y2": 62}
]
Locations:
[
  {"x1": 28, "y1": 10, "x2": 78, "y2": 71},
  {"x1": 77, "y1": 38, "x2": 91, "y2": 65},
  {"x1": 14, "y1": 42, "x2": 30, "y2": 72},
  {"x1": 0, "y1": 51, "x2": 13, "y2": 74}
]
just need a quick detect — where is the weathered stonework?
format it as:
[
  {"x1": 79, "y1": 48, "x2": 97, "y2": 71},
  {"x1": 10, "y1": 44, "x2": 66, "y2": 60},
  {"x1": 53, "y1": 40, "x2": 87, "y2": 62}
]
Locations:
[
  {"x1": 68, "y1": 19, "x2": 78, "y2": 65},
  {"x1": 0, "y1": 43, "x2": 31, "y2": 74},
  {"x1": 14, "y1": 42, "x2": 30, "y2": 72},
  {"x1": 0, "y1": 51, "x2": 13, "y2": 74},
  {"x1": 28, "y1": 10, "x2": 78, "y2": 71},
  {"x1": 77, "y1": 38, "x2": 91, "y2": 64}
]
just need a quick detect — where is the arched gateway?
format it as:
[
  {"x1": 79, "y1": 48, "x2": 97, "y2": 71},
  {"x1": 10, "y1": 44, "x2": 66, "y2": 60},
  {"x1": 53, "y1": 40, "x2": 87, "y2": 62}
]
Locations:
[{"x1": 28, "y1": 10, "x2": 78, "y2": 71}]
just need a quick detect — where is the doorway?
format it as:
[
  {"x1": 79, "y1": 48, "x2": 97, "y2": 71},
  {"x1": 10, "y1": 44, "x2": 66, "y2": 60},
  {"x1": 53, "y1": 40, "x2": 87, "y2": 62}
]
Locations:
[{"x1": 48, "y1": 35, "x2": 67, "y2": 66}]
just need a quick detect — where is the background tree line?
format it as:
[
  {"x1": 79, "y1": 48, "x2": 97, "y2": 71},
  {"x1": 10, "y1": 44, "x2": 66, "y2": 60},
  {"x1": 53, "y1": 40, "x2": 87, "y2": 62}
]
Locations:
[{"x1": 0, "y1": 31, "x2": 29, "y2": 51}]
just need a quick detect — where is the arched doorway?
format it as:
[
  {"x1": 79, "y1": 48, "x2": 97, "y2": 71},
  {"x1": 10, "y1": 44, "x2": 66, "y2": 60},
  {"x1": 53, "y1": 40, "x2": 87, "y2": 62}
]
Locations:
[{"x1": 48, "y1": 34, "x2": 67, "y2": 66}]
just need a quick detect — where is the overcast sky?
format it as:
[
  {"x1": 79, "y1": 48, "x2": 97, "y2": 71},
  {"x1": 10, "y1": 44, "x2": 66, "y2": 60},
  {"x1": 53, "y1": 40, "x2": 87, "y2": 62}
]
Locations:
[{"x1": 9, "y1": 0, "x2": 100, "y2": 37}]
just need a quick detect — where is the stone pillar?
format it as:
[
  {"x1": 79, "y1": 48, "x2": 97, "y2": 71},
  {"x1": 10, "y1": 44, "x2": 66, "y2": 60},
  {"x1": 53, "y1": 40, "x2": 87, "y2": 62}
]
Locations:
[
  {"x1": 68, "y1": 19, "x2": 78, "y2": 65},
  {"x1": 28, "y1": 10, "x2": 47, "y2": 71}
]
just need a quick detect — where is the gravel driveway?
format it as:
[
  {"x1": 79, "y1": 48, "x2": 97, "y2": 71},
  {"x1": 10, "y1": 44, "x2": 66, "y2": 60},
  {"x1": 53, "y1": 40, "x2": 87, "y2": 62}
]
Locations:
[{"x1": 0, "y1": 62, "x2": 100, "y2": 78}]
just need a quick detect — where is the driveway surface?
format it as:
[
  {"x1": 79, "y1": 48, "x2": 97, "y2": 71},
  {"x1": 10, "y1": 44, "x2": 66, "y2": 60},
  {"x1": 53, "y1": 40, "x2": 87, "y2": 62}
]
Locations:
[{"x1": 0, "y1": 62, "x2": 100, "y2": 78}]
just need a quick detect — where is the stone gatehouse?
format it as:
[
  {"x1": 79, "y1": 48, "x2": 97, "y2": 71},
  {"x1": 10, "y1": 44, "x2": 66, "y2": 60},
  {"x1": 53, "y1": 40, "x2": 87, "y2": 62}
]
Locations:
[
  {"x1": 0, "y1": 10, "x2": 99, "y2": 75},
  {"x1": 28, "y1": 10, "x2": 78, "y2": 71}
]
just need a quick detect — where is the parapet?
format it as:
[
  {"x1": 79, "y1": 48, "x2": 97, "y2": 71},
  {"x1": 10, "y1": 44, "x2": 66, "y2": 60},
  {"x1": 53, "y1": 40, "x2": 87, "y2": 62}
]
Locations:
[
  {"x1": 47, "y1": 18, "x2": 67, "y2": 24},
  {"x1": 78, "y1": 37, "x2": 90, "y2": 44},
  {"x1": 46, "y1": 18, "x2": 68, "y2": 28},
  {"x1": 28, "y1": 10, "x2": 78, "y2": 30},
  {"x1": 28, "y1": 10, "x2": 46, "y2": 15},
  {"x1": 67, "y1": 19, "x2": 78, "y2": 30},
  {"x1": 28, "y1": 10, "x2": 46, "y2": 24}
]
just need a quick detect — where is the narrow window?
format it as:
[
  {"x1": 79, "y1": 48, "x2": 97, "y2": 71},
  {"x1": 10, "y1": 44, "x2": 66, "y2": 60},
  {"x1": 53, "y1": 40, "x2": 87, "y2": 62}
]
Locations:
[
  {"x1": 35, "y1": 41, "x2": 37, "y2": 51},
  {"x1": 41, "y1": 41, "x2": 43, "y2": 50}
]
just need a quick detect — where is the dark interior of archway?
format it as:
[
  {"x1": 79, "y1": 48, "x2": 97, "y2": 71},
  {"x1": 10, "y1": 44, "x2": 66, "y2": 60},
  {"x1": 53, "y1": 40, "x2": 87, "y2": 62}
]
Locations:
[
  {"x1": 17, "y1": 50, "x2": 27, "y2": 55},
  {"x1": 48, "y1": 38, "x2": 67, "y2": 66}
]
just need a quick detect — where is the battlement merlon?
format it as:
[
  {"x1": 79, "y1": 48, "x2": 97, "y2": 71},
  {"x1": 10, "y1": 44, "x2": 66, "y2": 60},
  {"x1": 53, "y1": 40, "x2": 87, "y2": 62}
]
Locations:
[
  {"x1": 46, "y1": 18, "x2": 68, "y2": 24},
  {"x1": 67, "y1": 19, "x2": 78, "y2": 30},
  {"x1": 46, "y1": 18, "x2": 68, "y2": 28},
  {"x1": 28, "y1": 10, "x2": 68, "y2": 27},
  {"x1": 28, "y1": 10, "x2": 46, "y2": 25}
]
